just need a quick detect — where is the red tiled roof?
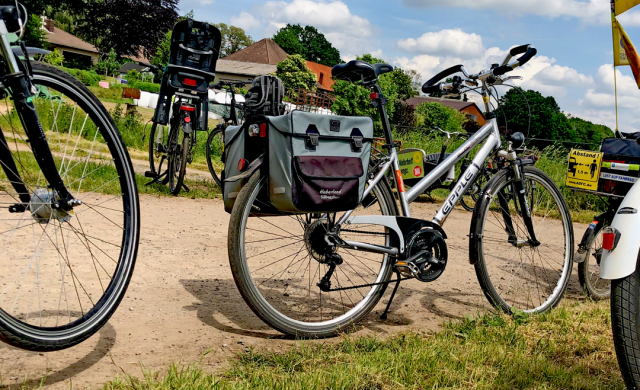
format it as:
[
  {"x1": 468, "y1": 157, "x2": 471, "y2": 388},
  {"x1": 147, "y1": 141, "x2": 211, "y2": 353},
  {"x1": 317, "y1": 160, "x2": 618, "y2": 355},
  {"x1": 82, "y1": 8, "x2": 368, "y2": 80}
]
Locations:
[
  {"x1": 223, "y1": 38, "x2": 288, "y2": 65},
  {"x1": 305, "y1": 60, "x2": 335, "y2": 91},
  {"x1": 45, "y1": 27, "x2": 98, "y2": 54}
]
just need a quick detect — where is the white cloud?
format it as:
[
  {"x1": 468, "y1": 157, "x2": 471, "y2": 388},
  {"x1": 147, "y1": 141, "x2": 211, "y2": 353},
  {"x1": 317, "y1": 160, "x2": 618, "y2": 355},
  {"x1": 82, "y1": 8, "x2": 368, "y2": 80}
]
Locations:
[
  {"x1": 397, "y1": 29, "x2": 483, "y2": 59},
  {"x1": 232, "y1": 0, "x2": 373, "y2": 57},
  {"x1": 401, "y1": 0, "x2": 640, "y2": 26},
  {"x1": 200, "y1": 0, "x2": 214, "y2": 5},
  {"x1": 229, "y1": 11, "x2": 259, "y2": 31}
]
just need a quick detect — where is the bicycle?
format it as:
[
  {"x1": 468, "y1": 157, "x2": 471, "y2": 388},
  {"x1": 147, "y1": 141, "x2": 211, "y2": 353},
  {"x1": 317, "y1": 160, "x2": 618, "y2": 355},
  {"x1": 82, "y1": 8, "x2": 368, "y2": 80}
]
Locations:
[
  {"x1": 145, "y1": 19, "x2": 221, "y2": 195},
  {"x1": 0, "y1": 2, "x2": 140, "y2": 351},
  {"x1": 227, "y1": 44, "x2": 575, "y2": 337},
  {"x1": 205, "y1": 80, "x2": 245, "y2": 187}
]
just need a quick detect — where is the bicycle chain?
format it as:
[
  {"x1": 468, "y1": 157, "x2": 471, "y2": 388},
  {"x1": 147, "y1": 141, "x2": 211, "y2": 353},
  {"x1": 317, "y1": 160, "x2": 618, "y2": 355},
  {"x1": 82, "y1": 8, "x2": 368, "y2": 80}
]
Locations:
[
  {"x1": 339, "y1": 229, "x2": 389, "y2": 236},
  {"x1": 325, "y1": 276, "x2": 414, "y2": 292}
]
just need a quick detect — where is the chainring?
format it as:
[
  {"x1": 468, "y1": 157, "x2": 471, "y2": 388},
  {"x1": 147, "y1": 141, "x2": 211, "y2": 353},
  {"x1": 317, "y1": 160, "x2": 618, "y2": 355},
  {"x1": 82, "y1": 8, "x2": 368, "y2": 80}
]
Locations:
[{"x1": 406, "y1": 229, "x2": 448, "y2": 282}]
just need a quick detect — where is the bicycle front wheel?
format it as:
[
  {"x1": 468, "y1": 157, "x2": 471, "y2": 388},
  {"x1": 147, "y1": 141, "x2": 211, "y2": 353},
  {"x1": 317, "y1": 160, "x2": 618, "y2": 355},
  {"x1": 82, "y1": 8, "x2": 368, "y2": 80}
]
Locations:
[
  {"x1": 578, "y1": 223, "x2": 611, "y2": 300},
  {"x1": 205, "y1": 127, "x2": 224, "y2": 187},
  {"x1": 470, "y1": 166, "x2": 573, "y2": 314},
  {"x1": 0, "y1": 62, "x2": 139, "y2": 351},
  {"x1": 228, "y1": 171, "x2": 398, "y2": 337}
]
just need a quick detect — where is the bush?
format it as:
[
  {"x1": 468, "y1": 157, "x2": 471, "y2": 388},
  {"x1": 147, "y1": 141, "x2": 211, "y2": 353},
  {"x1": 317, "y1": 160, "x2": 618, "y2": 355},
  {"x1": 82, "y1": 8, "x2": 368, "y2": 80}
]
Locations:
[
  {"x1": 131, "y1": 82, "x2": 161, "y2": 94},
  {"x1": 414, "y1": 102, "x2": 466, "y2": 135},
  {"x1": 60, "y1": 67, "x2": 102, "y2": 87}
]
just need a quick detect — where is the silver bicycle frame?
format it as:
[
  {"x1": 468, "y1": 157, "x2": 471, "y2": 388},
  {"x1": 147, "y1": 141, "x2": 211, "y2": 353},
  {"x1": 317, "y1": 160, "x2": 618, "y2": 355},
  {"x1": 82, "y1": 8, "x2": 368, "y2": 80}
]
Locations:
[{"x1": 335, "y1": 117, "x2": 502, "y2": 255}]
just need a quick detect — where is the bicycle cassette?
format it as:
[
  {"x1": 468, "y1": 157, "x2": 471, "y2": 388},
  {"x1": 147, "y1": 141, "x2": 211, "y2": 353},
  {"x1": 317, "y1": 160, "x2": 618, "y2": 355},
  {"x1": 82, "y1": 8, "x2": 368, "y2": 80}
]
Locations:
[{"x1": 395, "y1": 228, "x2": 448, "y2": 282}]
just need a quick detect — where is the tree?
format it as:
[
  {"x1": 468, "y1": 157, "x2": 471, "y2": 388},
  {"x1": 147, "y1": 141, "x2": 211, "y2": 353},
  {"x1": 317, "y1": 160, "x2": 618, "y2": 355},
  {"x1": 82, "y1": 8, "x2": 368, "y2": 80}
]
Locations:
[
  {"x1": 272, "y1": 24, "x2": 341, "y2": 66},
  {"x1": 94, "y1": 49, "x2": 120, "y2": 77},
  {"x1": 276, "y1": 55, "x2": 317, "y2": 91},
  {"x1": 77, "y1": 0, "x2": 179, "y2": 59},
  {"x1": 23, "y1": 14, "x2": 47, "y2": 48},
  {"x1": 214, "y1": 23, "x2": 253, "y2": 57},
  {"x1": 496, "y1": 87, "x2": 613, "y2": 147}
]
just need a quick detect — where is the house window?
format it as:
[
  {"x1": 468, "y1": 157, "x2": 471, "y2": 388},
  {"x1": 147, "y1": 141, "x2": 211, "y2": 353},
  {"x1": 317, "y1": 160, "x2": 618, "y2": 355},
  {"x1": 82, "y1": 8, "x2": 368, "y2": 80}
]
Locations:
[
  {"x1": 466, "y1": 113, "x2": 477, "y2": 122},
  {"x1": 62, "y1": 51, "x2": 93, "y2": 71},
  {"x1": 318, "y1": 72, "x2": 324, "y2": 85}
]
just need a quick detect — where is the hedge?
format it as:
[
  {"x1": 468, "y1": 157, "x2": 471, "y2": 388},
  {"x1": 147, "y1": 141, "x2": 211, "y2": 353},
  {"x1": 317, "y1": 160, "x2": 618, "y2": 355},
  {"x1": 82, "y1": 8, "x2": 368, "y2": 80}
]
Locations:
[
  {"x1": 60, "y1": 67, "x2": 102, "y2": 87},
  {"x1": 130, "y1": 81, "x2": 161, "y2": 94}
]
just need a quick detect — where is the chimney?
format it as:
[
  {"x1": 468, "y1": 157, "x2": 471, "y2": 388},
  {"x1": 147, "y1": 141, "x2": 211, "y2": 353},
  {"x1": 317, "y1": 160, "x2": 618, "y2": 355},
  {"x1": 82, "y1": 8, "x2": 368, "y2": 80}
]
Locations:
[{"x1": 44, "y1": 19, "x2": 54, "y2": 33}]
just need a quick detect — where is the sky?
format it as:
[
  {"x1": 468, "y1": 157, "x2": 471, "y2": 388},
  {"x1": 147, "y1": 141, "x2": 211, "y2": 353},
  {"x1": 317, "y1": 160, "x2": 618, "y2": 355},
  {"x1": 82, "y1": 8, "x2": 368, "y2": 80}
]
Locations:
[{"x1": 179, "y1": 0, "x2": 640, "y2": 133}]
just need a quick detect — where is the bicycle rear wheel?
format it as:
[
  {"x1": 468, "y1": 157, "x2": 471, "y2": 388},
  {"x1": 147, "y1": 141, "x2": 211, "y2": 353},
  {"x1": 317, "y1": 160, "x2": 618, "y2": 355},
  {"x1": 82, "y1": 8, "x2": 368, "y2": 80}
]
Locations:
[
  {"x1": 206, "y1": 127, "x2": 224, "y2": 187},
  {"x1": 0, "y1": 62, "x2": 139, "y2": 351},
  {"x1": 470, "y1": 166, "x2": 573, "y2": 314},
  {"x1": 148, "y1": 123, "x2": 170, "y2": 184},
  {"x1": 168, "y1": 129, "x2": 189, "y2": 195},
  {"x1": 578, "y1": 223, "x2": 611, "y2": 299},
  {"x1": 228, "y1": 171, "x2": 398, "y2": 337}
]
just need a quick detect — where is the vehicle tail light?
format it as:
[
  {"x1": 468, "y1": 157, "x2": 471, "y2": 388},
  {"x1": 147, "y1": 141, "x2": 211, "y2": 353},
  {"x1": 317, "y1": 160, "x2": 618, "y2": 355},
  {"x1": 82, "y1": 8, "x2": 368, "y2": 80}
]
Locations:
[
  {"x1": 602, "y1": 226, "x2": 621, "y2": 251},
  {"x1": 184, "y1": 116, "x2": 191, "y2": 123},
  {"x1": 237, "y1": 158, "x2": 248, "y2": 172},
  {"x1": 180, "y1": 105, "x2": 195, "y2": 112},
  {"x1": 184, "y1": 78, "x2": 197, "y2": 86}
]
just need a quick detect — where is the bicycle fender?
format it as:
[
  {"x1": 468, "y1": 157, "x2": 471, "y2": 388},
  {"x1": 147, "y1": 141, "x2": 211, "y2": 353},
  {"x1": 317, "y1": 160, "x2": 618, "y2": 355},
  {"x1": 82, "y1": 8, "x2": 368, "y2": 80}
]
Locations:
[
  {"x1": 600, "y1": 181, "x2": 640, "y2": 279},
  {"x1": 224, "y1": 155, "x2": 263, "y2": 183}
]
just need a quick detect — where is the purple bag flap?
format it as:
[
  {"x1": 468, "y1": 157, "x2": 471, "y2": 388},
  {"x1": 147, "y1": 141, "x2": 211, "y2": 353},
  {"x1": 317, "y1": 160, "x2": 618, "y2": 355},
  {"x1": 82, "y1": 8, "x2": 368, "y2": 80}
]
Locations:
[{"x1": 295, "y1": 156, "x2": 364, "y2": 179}]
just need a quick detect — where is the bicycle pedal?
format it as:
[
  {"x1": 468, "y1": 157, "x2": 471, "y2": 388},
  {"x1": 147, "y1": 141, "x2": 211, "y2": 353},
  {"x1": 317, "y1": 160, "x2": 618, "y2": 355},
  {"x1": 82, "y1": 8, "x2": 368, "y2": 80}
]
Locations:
[
  {"x1": 144, "y1": 171, "x2": 157, "y2": 178},
  {"x1": 394, "y1": 261, "x2": 420, "y2": 278}
]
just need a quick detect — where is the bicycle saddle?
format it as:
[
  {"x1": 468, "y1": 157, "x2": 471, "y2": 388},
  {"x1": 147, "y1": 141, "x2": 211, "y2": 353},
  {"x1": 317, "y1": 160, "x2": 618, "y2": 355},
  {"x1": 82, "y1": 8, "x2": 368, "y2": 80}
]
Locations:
[{"x1": 332, "y1": 60, "x2": 393, "y2": 83}]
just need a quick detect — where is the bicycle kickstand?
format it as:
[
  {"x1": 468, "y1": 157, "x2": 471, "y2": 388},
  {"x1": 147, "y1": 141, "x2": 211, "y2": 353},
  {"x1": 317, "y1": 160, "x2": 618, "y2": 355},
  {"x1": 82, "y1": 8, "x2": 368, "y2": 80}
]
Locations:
[{"x1": 380, "y1": 271, "x2": 403, "y2": 320}]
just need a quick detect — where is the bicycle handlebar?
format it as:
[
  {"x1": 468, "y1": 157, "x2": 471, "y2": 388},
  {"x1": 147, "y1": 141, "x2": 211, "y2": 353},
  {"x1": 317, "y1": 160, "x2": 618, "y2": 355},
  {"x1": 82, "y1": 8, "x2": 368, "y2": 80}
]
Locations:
[{"x1": 421, "y1": 44, "x2": 537, "y2": 95}]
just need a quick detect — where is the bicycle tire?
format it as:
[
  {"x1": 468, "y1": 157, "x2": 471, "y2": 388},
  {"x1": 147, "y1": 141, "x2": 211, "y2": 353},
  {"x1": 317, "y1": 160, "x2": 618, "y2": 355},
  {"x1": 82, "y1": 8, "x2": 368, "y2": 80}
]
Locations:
[
  {"x1": 578, "y1": 223, "x2": 611, "y2": 300},
  {"x1": 470, "y1": 166, "x2": 573, "y2": 314},
  {"x1": 460, "y1": 168, "x2": 490, "y2": 212},
  {"x1": 206, "y1": 127, "x2": 224, "y2": 187},
  {"x1": 168, "y1": 130, "x2": 189, "y2": 195},
  {"x1": 611, "y1": 262, "x2": 640, "y2": 388},
  {"x1": 0, "y1": 62, "x2": 139, "y2": 351},
  {"x1": 228, "y1": 170, "x2": 398, "y2": 337}
]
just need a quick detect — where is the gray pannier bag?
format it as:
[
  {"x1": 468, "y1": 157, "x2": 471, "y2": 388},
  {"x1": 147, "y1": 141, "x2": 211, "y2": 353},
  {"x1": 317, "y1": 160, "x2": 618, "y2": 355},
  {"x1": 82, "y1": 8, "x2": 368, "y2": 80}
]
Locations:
[
  {"x1": 222, "y1": 124, "x2": 245, "y2": 213},
  {"x1": 267, "y1": 110, "x2": 374, "y2": 213}
]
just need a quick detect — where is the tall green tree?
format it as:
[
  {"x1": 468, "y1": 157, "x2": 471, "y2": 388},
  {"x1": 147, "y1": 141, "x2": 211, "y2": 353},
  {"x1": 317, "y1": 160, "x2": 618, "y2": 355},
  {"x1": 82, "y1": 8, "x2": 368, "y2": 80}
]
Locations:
[
  {"x1": 276, "y1": 54, "x2": 317, "y2": 91},
  {"x1": 496, "y1": 87, "x2": 613, "y2": 145},
  {"x1": 272, "y1": 24, "x2": 341, "y2": 66},
  {"x1": 23, "y1": 14, "x2": 47, "y2": 48},
  {"x1": 94, "y1": 49, "x2": 120, "y2": 77},
  {"x1": 214, "y1": 23, "x2": 253, "y2": 57},
  {"x1": 77, "y1": 0, "x2": 179, "y2": 59}
]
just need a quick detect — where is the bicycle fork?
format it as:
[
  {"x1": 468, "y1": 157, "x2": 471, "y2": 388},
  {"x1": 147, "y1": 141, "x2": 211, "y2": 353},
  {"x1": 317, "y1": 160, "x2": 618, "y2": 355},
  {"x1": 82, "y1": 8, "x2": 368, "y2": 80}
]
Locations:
[
  {"x1": 0, "y1": 19, "x2": 77, "y2": 211},
  {"x1": 499, "y1": 163, "x2": 540, "y2": 247}
]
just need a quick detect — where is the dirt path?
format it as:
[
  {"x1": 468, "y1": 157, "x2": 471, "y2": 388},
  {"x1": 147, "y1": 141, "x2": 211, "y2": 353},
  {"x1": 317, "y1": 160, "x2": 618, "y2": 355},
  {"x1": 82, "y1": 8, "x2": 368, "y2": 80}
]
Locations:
[{"x1": 0, "y1": 194, "x2": 589, "y2": 390}]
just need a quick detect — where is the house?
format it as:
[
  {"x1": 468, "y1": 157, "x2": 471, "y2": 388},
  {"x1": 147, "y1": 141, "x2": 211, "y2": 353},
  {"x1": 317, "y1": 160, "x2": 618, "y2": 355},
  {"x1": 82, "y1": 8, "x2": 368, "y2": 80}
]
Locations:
[
  {"x1": 305, "y1": 60, "x2": 335, "y2": 92},
  {"x1": 42, "y1": 18, "x2": 99, "y2": 67},
  {"x1": 215, "y1": 38, "x2": 336, "y2": 91},
  {"x1": 405, "y1": 96, "x2": 486, "y2": 126}
]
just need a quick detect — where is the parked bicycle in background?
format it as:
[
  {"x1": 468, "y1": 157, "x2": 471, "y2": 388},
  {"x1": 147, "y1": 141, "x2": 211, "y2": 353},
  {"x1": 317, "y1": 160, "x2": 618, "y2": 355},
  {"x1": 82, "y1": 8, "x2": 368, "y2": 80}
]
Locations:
[
  {"x1": 0, "y1": 1, "x2": 140, "y2": 351},
  {"x1": 206, "y1": 80, "x2": 246, "y2": 187},
  {"x1": 145, "y1": 19, "x2": 221, "y2": 195}
]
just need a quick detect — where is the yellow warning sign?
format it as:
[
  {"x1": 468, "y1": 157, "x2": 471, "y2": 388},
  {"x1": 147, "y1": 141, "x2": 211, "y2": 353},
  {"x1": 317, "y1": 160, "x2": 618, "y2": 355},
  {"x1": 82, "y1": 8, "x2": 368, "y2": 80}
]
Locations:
[
  {"x1": 398, "y1": 150, "x2": 424, "y2": 180},
  {"x1": 566, "y1": 149, "x2": 603, "y2": 191}
]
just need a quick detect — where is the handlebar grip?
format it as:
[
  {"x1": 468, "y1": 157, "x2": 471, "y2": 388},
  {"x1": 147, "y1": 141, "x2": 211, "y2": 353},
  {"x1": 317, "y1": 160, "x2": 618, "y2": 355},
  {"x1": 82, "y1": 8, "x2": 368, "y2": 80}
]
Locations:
[
  {"x1": 422, "y1": 64, "x2": 463, "y2": 93},
  {"x1": 517, "y1": 46, "x2": 537, "y2": 66},
  {"x1": 509, "y1": 44, "x2": 530, "y2": 57},
  {"x1": 492, "y1": 65, "x2": 512, "y2": 76}
]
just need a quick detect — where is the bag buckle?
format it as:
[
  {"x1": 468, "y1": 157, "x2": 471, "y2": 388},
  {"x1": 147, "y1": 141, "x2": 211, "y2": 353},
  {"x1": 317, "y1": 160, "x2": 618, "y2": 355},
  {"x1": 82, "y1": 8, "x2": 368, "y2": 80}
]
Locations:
[
  {"x1": 351, "y1": 136, "x2": 363, "y2": 152},
  {"x1": 306, "y1": 133, "x2": 320, "y2": 150}
]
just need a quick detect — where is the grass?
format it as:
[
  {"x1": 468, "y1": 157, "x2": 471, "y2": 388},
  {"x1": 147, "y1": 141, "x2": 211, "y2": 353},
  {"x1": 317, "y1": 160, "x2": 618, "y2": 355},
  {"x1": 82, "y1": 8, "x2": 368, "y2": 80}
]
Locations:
[{"x1": 100, "y1": 300, "x2": 623, "y2": 390}]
